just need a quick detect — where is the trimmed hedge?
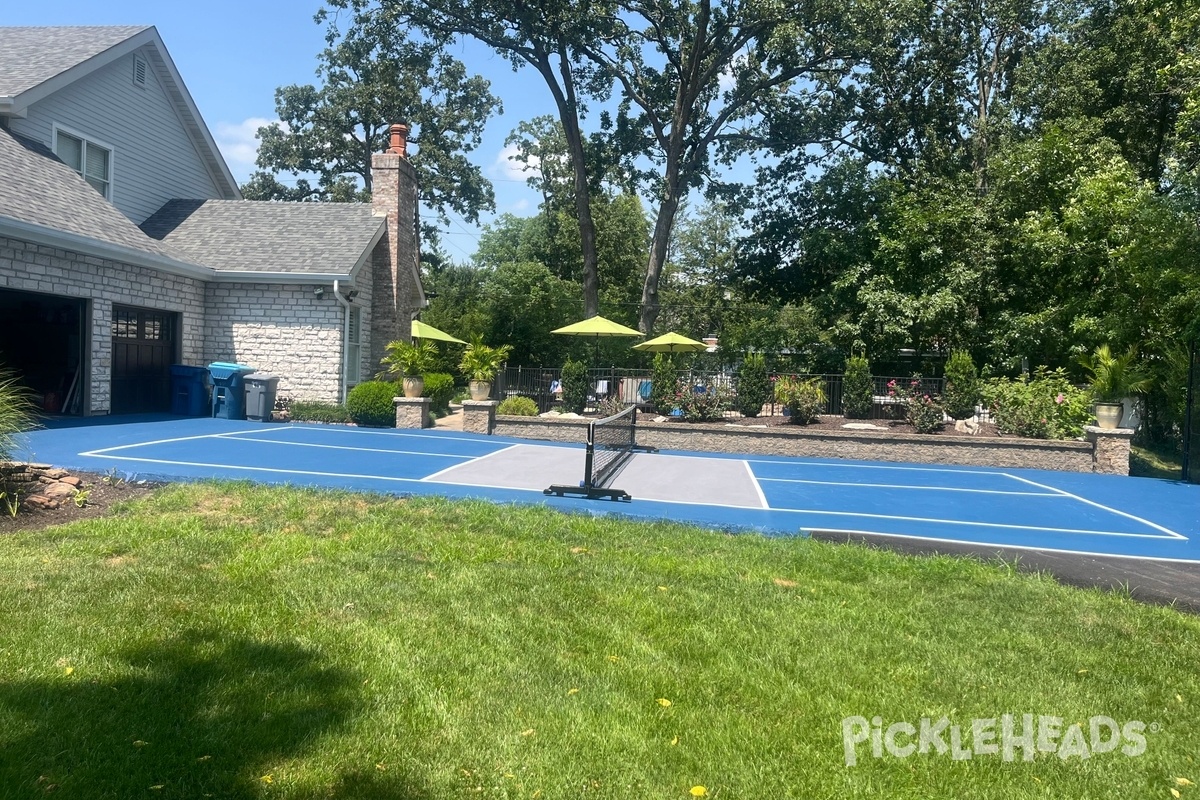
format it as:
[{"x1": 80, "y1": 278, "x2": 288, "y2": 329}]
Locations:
[
  {"x1": 346, "y1": 380, "x2": 400, "y2": 427},
  {"x1": 288, "y1": 401, "x2": 353, "y2": 425},
  {"x1": 423, "y1": 372, "x2": 455, "y2": 413},
  {"x1": 498, "y1": 396, "x2": 539, "y2": 416}
]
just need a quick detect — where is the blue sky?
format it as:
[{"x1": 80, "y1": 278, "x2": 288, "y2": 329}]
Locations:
[{"x1": 7, "y1": 1, "x2": 547, "y2": 262}]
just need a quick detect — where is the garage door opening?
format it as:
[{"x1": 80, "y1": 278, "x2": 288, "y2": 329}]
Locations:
[
  {"x1": 0, "y1": 289, "x2": 87, "y2": 415},
  {"x1": 111, "y1": 305, "x2": 178, "y2": 414}
]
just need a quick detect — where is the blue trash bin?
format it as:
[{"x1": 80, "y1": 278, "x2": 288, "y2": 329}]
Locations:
[
  {"x1": 170, "y1": 365, "x2": 209, "y2": 416},
  {"x1": 208, "y1": 362, "x2": 255, "y2": 419}
]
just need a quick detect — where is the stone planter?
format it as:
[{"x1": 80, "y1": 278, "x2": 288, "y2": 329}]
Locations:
[
  {"x1": 1094, "y1": 401, "x2": 1123, "y2": 430},
  {"x1": 468, "y1": 380, "x2": 492, "y2": 401},
  {"x1": 402, "y1": 376, "x2": 425, "y2": 399}
]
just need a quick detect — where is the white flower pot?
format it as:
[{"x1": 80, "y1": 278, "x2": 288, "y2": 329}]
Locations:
[
  {"x1": 402, "y1": 376, "x2": 424, "y2": 399},
  {"x1": 469, "y1": 380, "x2": 492, "y2": 401},
  {"x1": 1094, "y1": 401, "x2": 1123, "y2": 430}
]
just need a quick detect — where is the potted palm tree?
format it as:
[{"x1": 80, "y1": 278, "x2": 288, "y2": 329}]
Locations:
[
  {"x1": 1079, "y1": 344, "x2": 1151, "y2": 429},
  {"x1": 459, "y1": 338, "x2": 512, "y2": 401},
  {"x1": 380, "y1": 339, "x2": 436, "y2": 398}
]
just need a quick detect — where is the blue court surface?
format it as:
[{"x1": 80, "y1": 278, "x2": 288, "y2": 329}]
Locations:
[{"x1": 17, "y1": 415, "x2": 1200, "y2": 565}]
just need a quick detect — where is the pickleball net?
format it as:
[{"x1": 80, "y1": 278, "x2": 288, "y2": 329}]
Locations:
[{"x1": 544, "y1": 404, "x2": 655, "y2": 501}]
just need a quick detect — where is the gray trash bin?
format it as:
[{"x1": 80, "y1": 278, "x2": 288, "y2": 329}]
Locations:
[{"x1": 243, "y1": 373, "x2": 280, "y2": 422}]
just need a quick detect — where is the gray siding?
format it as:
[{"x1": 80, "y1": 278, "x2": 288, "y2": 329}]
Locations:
[{"x1": 10, "y1": 47, "x2": 224, "y2": 225}]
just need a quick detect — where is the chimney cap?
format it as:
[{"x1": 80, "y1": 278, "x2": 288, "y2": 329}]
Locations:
[{"x1": 387, "y1": 122, "x2": 409, "y2": 157}]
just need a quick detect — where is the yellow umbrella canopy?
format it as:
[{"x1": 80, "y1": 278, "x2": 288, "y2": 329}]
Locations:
[
  {"x1": 632, "y1": 331, "x2": 709, "y2": 353},
  {"x1": 551, "y1": 315, "x2": 643, "y2": 337},
  {"x1": 411, "y1": 319, "x2": 467, "y2": 344}
]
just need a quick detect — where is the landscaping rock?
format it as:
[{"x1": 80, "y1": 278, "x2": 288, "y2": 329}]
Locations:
[
  {"x1": 954, "y1": 419, "x2": 980, "y2": 435},
  {"x1": 23, "y1": 495, "x2": 59, "y2": 510},
  {"x1": 842, "y1": 423, "x2": 887, "y2": 430},
  {"x1": 43, "y1": 468, "x2": 69, "y2": 480},
  {"x1": 60, "y1": 475, "x2": 84, "y2": 487},
  {"x1": 43, "y1": 482, "x2": 78, "y2": 498}
]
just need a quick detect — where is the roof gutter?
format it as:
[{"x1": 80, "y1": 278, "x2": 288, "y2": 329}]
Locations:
[
  {"x1": 0, "y1": 214, "x2": 214, "y2": 281},
  {"x1": 211, "y1": 270, "x2": 353, "y2": 284}
]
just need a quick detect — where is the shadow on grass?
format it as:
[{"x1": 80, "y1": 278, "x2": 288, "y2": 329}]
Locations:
[{"x1": 0, "y1": 629, "x2": 430, "y2": 798}]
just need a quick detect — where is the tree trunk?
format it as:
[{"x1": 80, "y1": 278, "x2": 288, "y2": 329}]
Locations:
[{"x1": 639, "y1": 186, "x2": 683, "y2": 333}]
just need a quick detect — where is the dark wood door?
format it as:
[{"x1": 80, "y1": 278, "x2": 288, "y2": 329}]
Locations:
[{"x1": 111, "y1": 306, "x2": 176, "y2": 414}]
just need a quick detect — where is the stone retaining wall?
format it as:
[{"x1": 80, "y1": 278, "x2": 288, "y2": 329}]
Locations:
[{"x1": 492, "y1": 417, "x2": 1104, "y2": 473}]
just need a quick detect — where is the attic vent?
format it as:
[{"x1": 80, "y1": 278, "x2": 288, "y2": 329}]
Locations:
[{"x1": 132, "y1": 56, "x2": 148, "y2": 88}]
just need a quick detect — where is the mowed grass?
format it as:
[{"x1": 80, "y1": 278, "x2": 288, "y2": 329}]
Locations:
[{"x1": 1, "y1": 483, "x2": 1197, "y2": 799}]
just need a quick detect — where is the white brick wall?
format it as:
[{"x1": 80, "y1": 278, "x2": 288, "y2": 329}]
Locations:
[{"x1": 0, "y1": 235, "x2": 205, "y2": 414}]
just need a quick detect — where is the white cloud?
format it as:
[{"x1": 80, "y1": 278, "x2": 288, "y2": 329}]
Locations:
[
  {"x1": 491, "y1": 142, "x2": 539, "y2": 182},
  {"x1": 213, "y1": 117, "x2": 276, "y2": 178},
  {"x1": 508, "y1": 197, "x2": 531, "y2": 213}
]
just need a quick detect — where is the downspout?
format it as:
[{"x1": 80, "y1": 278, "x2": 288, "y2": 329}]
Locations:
[{"x1": 334, "y1": 280, "x2": 351, "y2": 404}]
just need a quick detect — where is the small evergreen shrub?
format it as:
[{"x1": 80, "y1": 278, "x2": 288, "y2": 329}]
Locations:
[
  {"x1": 842, "y1": 355, "x2": 873, "y2": 419},
  {"x1": 982, "y1": 367, "x2": 1091, "y2": 439},
  {"x1": 775, "y1": 376, "x2": 826, "y2": 424},
  {"x1": 560, "y1": 359, "x2": 589, "y2": 414},
  {"x1": 289, "y1": 401, "x2": 353, "y2": 425},
  {"x1": 942, "y1": 350, "x2": 980, "y2": 419},
  {"x1": 498, "y1": 396, "x2": 539, "y2": 416},
  {"x1": 650, "y1": 354, "x2": 679, "y2": 415},
  {"x1": 735, "y1": 354, "x2": 771, "y2": 418},
  {"x1": 423, "y1": 372, "x2": 455, "y2": 412},
  {"x1": 346, "y1": 380, "x2": 400, "y2": 427}
]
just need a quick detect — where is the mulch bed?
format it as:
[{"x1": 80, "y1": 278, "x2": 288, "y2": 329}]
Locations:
[
  {"x1": 0, "y1": 471, "x2": 160, "y2": 535},
  {"x1": 642, "y1": 413, "x2": 1008, "y2": 438}
]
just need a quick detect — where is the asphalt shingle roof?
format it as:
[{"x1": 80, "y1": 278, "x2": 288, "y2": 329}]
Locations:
[
  {"x1": 0, "y1": 127, "x2": 182, "y2": 259},
  {"x1": 0, "y1": 26, "x2": 150, "y2": 99},
  {"x1": 141, "y1": 199, "x2": 383, "y2": 275}
]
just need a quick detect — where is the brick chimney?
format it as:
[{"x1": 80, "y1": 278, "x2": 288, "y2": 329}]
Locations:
[{"x1": 369, "y1": 121, "x2": 421, "y2": 369}]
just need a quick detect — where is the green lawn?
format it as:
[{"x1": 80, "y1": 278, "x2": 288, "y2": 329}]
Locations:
[{"x1": 1, "y1": 483, "x2": 1197, "y2": 799}]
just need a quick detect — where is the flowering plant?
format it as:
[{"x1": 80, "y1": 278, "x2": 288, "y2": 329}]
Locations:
[
  {"x1": 675, "y1": 380, "x2": 732, "y2": 422},
  {"x1": 888, "y1": 375, "x2": 945, "y2": 433}
]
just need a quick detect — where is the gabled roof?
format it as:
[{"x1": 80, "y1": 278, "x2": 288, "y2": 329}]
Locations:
[
  {"x1": 0, "y1": 126, "x2": 205, "y2": 276},
  {"x1": 141, "y1": 199, "x2": 385, "y2": 280},
  {"x1": 0, "y1": 25, "x2": 240, "y2": 200}
]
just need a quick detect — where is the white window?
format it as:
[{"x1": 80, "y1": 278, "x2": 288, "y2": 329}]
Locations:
[
  {"x1": 54, "y1": 127, "x2": 112, "y2": 199},
  {"x1": 346, "y1": 306, "x2": 362, "y2": 386}
]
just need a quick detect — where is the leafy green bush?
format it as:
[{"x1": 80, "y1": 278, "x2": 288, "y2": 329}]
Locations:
[
  {"x1": 498, "y1": 396, "x2": 539, "y2": 416},
  {"x1": 423, "y1": 372, "x2": 455, "y2": 412},
  {"x1": 0, "y1": 366, "x2": 36, "y2": 461},
  {"x1": 842, "y1": 355, "x2": 873, "y2": 419},
  {"x1": 650, "y1": 354, "x2": 679, "y2": 415},
  {"x1": 346, "y1": 380, "x2": 400, "y2": 427},
  {"x1": 560, "y1": 359, "x2": 589, "y2": 415},
  {"x1": 595, "y1": 397, "x2": 627, "y2": 418},
  {"x1": 982, "y1": 367, "x2": 1091, "y2": 439},
  {"x1": 735, "y1": 353, "x2": 771, "y2": 418},
  {"x1": 942, "y1": 351, "x2": 980, "y2": 419},
  {"x1": 676, "y1": 380, "x2": 732, "y2": 422},
  {"x1": 907, "y1": 395, "x2": 946, "y2": 433},
  {"x1": 288, "y1": 401, "x2": 353, "y2": 425},
  {"x1": 775, "y1": 376, "x2": 825, "y2": 424}
]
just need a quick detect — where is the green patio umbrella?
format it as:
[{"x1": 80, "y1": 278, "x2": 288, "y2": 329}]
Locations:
[
  {"x1": 411, "y1": 319, "x2": 467, "y2": 344},
  {"x1": 632, "y1": 331, "x2": 709, "y2": 353}
]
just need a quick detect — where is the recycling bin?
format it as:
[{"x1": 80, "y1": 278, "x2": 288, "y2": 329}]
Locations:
[
  {"x1": 208, "y1": 362, "x2": 255, "y2": 419},
  {"x1": 169, "y1": 365, "x2": 209, "y2": 416},
  {"x1": 243, "y1": 372, "x2": 280, "y2": 422}
]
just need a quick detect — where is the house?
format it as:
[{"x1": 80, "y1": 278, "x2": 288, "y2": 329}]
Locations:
[{"x1": 0, "y1": 25, "x2": 423, "y2": 415}]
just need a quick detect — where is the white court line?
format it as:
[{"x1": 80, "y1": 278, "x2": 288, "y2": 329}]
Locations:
[
  {"x1": 756, "y1": 477, "x2": 1063, "y2": 497},
  {"x1": 421, "y1": 444, "x2": 523, "y2": 482},
  {"x1": 1002, "y1": 473, "x2": 1188, "y2": 540},
  {"x1": 77, "y1": 453, "x2": 1190, "y2": 542},
  {"x1": 745, "y1": 460, "x2": 770, "y2": 509},
  {"x1": 201, "y1": 433, "x2": 476, "y2": 460},
  {"x1": 80, "y1": 428, "x2": 279, "y2": 456},
  {"x1": 275, "y1": 424, "x2": 558, "y2": 447},
  {"x1": 746, "y1": 458, "x2": 1013, "y2": 476}
]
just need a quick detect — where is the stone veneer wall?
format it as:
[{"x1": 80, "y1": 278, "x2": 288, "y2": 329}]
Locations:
[
  {"x1": 369, "y1": 151, "x2": 421, "y2": 373},
  {"x1": 204, "y1": 282, "x2": 349, "y2": 404},
  {"x1": 0, "y1": 235, "x2": 206, "y2": 414},
  {"x1": 492, "y1": 416, "x2": 1098, "y2": 473}
]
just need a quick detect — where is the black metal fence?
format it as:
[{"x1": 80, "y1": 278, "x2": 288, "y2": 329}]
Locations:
[
  {"x1": 1185, "y1": 340, "x2": 1199, "y2": 483},
  {"x1": 494, "y1": 366, "x2": 945, "y2": 420}
]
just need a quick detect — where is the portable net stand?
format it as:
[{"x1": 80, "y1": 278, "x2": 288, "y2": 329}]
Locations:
[{"x1": 545, "y1": 405, "x2": 657, "y2": 501}]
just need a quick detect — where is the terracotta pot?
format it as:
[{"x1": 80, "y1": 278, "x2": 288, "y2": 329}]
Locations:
[
  {"x1": 403, "y1": 376, "x2": 424, "y2": 399},
  {"x1": 1094, "y1": 401, "x2": 1123, "y2": 430},
  {"x1": 468, "y1": 380, "x2": 491, "y2": 401}
]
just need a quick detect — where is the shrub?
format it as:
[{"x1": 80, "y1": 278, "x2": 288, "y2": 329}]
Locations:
[
  {"x1": 498, "y1": 396, "x2": 539, "y2": 416},
  {"x1": 0, "y1": 366, "x2": 36, "y2": 461},
  {"x1": 379, "y1": 339, "x2": 435, "y2": 379},
  {"x1": 675, "y1": 380, "x2": 732, "y2": 422},
  {"x1": 346, "y1": 380, "x2": 400, "y2": 427},
  {"x1": 842, "y1": 355, "x2": 873, "y2": 419},
  {"x1": 423, "y1": 372, "x2": 455, "y2": 412},
  {"x1": 560, "y1": 358, "x2": 589, "y2": 414},
  {"x1": 650, "y1": 354, "x2": 679, "y2": 415},
  {"x1": 907, "y1": 395, "x2": 946, "y2": 433},
  {"x1": 1079, "y1": 344, "x2": 1152, "y2": 402},
  {"x1": 775, "y1": 376, "x2": 825, "y2": 424},
  {"x1": 982, "y1": 367, "x2": 1092, "y2": 439},
  {"x1": 735, "y1": 353, "x2": 771, "y2": 418},
  {"x1": 595, "y1": 397, "x2": 627, "y2": 418},
  {"x1": 288, "y1": 401, "x2": 353, "y2": 425},
  {"x1": 942, "y1": 351, "x2": 980, "y2": 419}
]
